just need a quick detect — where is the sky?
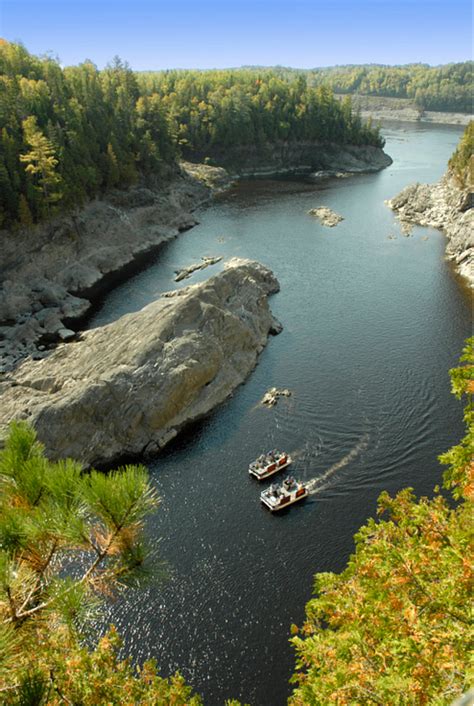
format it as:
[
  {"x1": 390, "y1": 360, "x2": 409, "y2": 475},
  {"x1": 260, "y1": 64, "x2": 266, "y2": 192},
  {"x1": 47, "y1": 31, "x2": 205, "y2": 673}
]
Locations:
[{"x1": 1, "y1": 0, "x2": 472, "y2": 70}]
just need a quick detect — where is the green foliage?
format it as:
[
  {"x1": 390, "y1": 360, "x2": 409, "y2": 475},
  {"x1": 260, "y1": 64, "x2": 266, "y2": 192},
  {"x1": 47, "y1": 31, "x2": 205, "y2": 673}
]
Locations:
[
  {"x1": 137, "y1": 68, "x2": 384, "y2": 161},
  {"x1": 0, "y1": 41, "x2": 386, "y2": 230},
  {"x1": 19, "y1": 115, "x2": 62, "y2": 218},
  {"x1": 448, "y1": 122, "x2": 474, "y2": 190},
  {"x1": 439, "y1": 337, "x2": 474, "y2": 499},
  {"x1": 0, "y1": 422, "x2": 201, "y2": 704},
  {"x1": 290, "y1": 342, "x2": 473, "y2": 705},
  {"x1": 303, "y1": 62, "x2": 473, "y2": 113},
  {"x1": 0, "y1": 41, "x2": 176, "y2": 228}
]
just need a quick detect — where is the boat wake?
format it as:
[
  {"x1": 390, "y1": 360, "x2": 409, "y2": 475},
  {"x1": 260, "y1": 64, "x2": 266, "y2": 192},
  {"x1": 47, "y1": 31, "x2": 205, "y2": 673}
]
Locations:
[{"x1": 305, "y1": 433, "x2": 370, "y2": 495}]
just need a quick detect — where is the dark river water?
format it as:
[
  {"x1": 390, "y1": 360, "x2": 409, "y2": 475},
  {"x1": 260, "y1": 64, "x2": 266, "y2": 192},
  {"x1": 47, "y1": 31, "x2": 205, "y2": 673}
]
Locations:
[{"x1": 89, "y1": 123, "x2": 471, "y2": 706}]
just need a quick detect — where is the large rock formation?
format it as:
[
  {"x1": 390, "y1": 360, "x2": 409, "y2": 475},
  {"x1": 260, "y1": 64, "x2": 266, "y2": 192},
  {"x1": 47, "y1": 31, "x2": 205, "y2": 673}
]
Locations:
[
  {"x1": 0, "y1": 163, "x2": 233, "y2": 372},
  {"x1": 387, "y1": 174, "x2": 473, "y2": 286},
  {"x1": 0, "y1": 259, "x2": 280, "y2": 466}
]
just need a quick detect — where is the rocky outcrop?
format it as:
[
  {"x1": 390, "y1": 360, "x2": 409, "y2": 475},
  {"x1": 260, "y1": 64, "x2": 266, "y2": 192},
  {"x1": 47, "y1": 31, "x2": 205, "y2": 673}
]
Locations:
[
  {"x1": 0, "y1": 163, "x2": 233, "y2": 372},
  {"x1": 308, "y1": 207, "x2": 344, "y2": 227},
  {"x1": 0, "y1": 259, "x2": 281, "y2": 466},
  {"x1": 387, "y1": 173, "x2": 473, "y2": 286},
  {"x1": 174, "y1": 256, "x2": 222, "y2": 282},
  {"x1": 186, "y1": 141, "x2": 392, "y2": 177},
  {"x1": 261, "y1": 387, "x2": 292, "y2": 407}
]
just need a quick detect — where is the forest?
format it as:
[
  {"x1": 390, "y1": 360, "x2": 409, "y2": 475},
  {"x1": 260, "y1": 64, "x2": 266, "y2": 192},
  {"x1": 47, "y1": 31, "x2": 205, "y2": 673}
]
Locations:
[
  {"x1": 276, "y1": 62, "x2": 473, "y2": 113},
  {"x1": 449, "y1": 120, "x2": 473, "y2": 189},
  {"x1": 0, "y1": 41, "x2": 384, "y2": 229}
]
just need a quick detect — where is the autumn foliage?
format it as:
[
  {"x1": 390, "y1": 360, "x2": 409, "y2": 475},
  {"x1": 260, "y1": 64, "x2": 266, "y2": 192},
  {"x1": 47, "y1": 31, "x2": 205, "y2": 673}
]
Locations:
[{"x1": 290, "y1": 339, "x2": 473, "y2": 705}]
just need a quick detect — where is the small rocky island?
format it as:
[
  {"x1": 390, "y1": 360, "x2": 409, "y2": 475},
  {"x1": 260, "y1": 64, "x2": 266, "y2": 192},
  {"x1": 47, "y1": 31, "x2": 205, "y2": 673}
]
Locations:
[
  {"x1": 308, "y1": 207, "x2": 344, "y2": 227},
  {"x1": 0, "y1": 259, "x2": 281, "y2": 466}
]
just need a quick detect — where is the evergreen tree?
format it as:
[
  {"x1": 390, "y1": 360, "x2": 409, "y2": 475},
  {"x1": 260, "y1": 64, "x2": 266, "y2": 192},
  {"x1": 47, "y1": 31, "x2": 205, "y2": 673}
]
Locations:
[
  {"x1": 19, "y1": 116, "x2": 62, "y2": 217},
  {"x1": 105, "y1": 141, "x2": 120, "y2": 188},
  {"x1": 17, "y1": 193, "x2": 33, "y2": 227},
  {"x1": 0, "y1": 422, "x2": 203, "y2": 704}
]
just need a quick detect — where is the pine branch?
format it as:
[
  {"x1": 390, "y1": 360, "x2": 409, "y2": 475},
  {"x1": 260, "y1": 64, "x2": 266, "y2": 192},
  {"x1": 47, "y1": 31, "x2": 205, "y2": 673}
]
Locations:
[{"x1": 6, "y1": 496, "x2": 142, "y2": 623}]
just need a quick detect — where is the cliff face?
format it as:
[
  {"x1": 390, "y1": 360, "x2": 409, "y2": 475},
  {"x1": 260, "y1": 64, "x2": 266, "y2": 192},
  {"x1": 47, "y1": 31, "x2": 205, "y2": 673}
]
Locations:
[
  {"x1": 185, "y1": 141, "x2": 392, "y2": 176},
  {"x1": 0, "y1": 259, "x2": 280, "y2": 467},
  {"x1": 387, "y1": 173, "x2": 473, "y2": 286},
  {"x1": 0, "y1": 164, "x2": 232, "y2": 372}
]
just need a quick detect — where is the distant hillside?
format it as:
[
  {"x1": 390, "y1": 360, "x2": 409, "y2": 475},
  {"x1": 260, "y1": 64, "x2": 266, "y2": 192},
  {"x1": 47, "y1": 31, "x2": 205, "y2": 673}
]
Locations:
[
  {"x1": 213, "y1": 62, "x2": 473, "y2": 114},
  {"x1": 0, "y1": 42, "x2": 384, "y2": 229}
]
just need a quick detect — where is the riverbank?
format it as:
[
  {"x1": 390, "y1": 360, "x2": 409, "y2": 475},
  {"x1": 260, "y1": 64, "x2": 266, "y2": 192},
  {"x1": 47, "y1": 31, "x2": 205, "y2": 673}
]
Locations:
[
  {"x1": 185, "y1": 141, "x2": 392, "y2": 177},
  {"x1": 335, "y1": 94, "x2": 472, "y2": 126},
  {"x1": 0, "y1": 143, "x2": 391, "y2": 372},
  {"x1": 387, "y1": 172, "x2": 473, "y2": 287},
  {"x1": 0, "y1": 163, "x2": 232, "y2": 373}
]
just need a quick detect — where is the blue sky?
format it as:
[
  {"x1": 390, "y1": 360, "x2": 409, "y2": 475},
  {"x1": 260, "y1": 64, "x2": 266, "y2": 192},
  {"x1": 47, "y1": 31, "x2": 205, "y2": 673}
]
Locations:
[{"x1": 1, "y1": 0, "x2": 472, "y2": 69}]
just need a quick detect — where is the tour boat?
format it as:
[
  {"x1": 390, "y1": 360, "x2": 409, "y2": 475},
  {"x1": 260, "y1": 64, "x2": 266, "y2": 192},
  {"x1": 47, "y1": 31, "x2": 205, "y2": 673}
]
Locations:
[
  {"x1": 248, "y1": 449, "x2": 292, "y2": 480},
  {"x1": 260, "y1": 476, "x2": 308, "y2": 512}
]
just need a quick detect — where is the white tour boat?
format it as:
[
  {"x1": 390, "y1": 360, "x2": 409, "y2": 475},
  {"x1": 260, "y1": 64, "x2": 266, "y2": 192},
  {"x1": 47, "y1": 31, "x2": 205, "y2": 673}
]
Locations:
[
  {"x1": 260, "y1": 476, "x2": 308, "y2": 512},
  {"x1": 248, "y1": 449, "x2": 292, "y2": 480}
]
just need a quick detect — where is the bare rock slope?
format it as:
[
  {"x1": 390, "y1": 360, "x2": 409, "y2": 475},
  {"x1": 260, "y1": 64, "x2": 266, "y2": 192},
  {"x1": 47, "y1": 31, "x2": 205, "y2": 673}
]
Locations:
[
  {"x1": 387, "y1": 174, "x2": 473, "y2": 286},
  {"x1": 0, "y1": 163, "x2": 232, "y2": 371},
  {"x1": 0, "y1": 259, "x2": 280, "y2": 466}
]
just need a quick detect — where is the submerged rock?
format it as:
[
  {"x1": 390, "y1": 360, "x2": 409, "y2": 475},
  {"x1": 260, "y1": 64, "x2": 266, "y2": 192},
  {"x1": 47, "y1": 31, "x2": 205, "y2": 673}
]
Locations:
[
  {"x1": 308, "y1": 207, "x2": 344, "y2": 227},
  {"x1": 261, "y1": 387, "x2": 292, "y2": 407},
  {"x1": 0, "y1": 259, "x2": 280, "y2": 466}
]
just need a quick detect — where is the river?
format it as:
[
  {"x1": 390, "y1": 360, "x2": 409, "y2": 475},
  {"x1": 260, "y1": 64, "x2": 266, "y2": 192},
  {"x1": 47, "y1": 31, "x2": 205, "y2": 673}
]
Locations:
[{"x1": 89, "y1": 122, "x2": 471, "y2": 706}]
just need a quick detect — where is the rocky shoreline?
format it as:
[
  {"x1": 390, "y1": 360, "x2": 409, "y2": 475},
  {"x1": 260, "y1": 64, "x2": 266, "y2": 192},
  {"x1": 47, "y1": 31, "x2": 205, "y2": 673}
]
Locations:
[
  {"x1": 0, "y1": 259, "x2": 281, "y2": 466},
  {"x1": 186, "y1": 142, "x2": 392, "y2": 177},
  {"x1": 387, "y1": 173, "x2": 473, "y2": 286},
  {"x1": 0, "y1": 163, "x2": 232, "y2": 373},
  {"x1": 335, "y1": 95, "x2": 472, "y2": 127},
  {"x1": 0, "y1": 144, "x2": 391, "y2": 373}
]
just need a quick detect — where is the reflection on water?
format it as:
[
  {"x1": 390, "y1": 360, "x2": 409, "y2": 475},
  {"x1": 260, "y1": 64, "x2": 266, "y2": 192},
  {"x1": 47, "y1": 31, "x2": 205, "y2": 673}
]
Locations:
[{"x1": 90, "y1": 122, "x2": 470, "y2": 705}]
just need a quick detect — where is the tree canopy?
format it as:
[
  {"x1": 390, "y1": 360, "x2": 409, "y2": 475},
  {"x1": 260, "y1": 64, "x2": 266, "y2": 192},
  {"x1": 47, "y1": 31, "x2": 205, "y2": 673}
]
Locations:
[
  {"x1": 0, "y1": 41, "x2": 176, "y2": 229},
  {"x1": 137, "y1": 68, "x2": 384, "y2": 159},
  {"x1": 448, "y1": 121, "x2": 473, "y2": 190},
  {"x1": 297, "y1": 62, "x2": 473, "y2": 113},
  {"x1": 290, "y1": 339, "x2": 473, "y2": 705},
  {"x1": 0, "y1": 41, "x2": 383, "y2": 230}
]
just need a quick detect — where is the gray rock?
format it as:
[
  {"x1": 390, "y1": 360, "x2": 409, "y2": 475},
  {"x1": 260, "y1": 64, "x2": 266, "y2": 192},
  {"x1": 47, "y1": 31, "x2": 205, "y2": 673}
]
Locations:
[
  {"x1": 57, "y1": 328, "x2": 76, "y2": 341},
  {"x1": 387, "y1": 173, "x2": 473, "y2": 287},
  {"x1": 174, "y1": 256, "x2": 223, "y2": 282},
  {"x1": 0, "y1": 164, "x2": 228, "y2": 370},
  {"x1": 0, "y1": 259, "x2": 280, "y2": 467},
  {"x1": 261, "y1": 387, "x2": 292, "y2": 407},
  {"x1": 308, "y1": 207, "x2": 344, "y2": 227},
  {"x1": 269, "y1": 317, "x2": 283, "y2": 335}
]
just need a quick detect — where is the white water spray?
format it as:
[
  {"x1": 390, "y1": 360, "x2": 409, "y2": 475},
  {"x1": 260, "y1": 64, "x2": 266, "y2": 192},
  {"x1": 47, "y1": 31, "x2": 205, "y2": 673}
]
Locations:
[{"x1": 306, "y1": 433, "x2": 369, "y2": 494}]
